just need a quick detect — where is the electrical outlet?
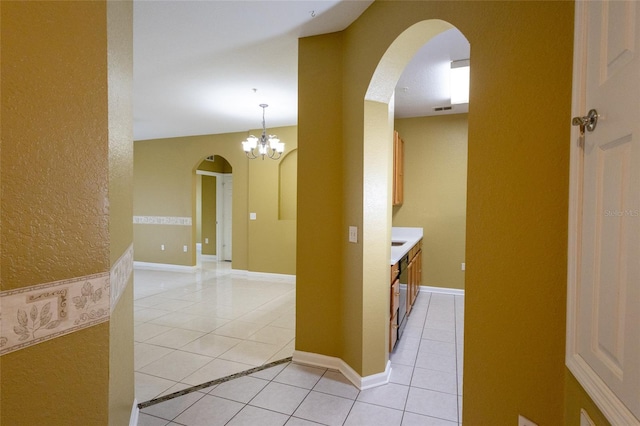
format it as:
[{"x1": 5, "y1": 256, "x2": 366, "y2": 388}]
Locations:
[
  {"x1": 183, "y1": 245, "x2": 188, "y2": 252},
  {"x1": 348, "y1": 226, "x2": 358, "y2": 243},
  {"x1": 461, "y1": 262, "x2": 465, "y2": 271},
  {"x1": 161, "y1": 244, "x2": 165, "y2": 251},
  {"x1": 205, "y1": 238, "x2": 209, "y2": 244},
  {"x1": 518, "y1": 415, "x2": 538, "y2": 426}
]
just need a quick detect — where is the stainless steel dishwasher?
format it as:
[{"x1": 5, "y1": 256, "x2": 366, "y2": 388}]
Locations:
[{"x1": 397, "y1": 254, "x2": 409, "y2": 342}]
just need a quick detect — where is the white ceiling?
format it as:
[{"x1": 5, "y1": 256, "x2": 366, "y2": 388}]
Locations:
[{"x1": 133, "y1": 0, "x2": 469, "y2": 141}]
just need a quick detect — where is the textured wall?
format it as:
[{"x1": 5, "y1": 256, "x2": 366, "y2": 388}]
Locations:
[
  {"x1": 1, "y1": 1, "x2": 134, "y2": 423},
  {"x1": 1, "y1": 2, "x2": 111, "y2": 423},
  {"x1": 2, "y1": 1, "x2": 110, "y2": 289}
]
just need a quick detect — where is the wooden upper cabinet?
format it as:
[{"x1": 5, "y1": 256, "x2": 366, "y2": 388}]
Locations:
[{"x1": 393, "y1": 130, "x2": 404, "y2": 206}]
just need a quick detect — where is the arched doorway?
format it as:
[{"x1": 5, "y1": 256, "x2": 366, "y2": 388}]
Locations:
[{"x1": 361, "y1": 18, "x2": 470, "y2": 369}]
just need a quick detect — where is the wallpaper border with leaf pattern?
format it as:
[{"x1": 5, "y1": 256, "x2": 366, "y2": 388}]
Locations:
[
  {"x1": 0, "y1": 243, "x2": 133, "y2": 355},
  {"x1": 133, "y1": 216, "x2": 192, "y2": 226}
]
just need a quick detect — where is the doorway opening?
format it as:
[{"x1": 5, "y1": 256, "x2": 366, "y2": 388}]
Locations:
[
  {"x1": 195, "y1": 155, "x2": 233, "y2": 263},
  {"x1": 363, "y1": 18, "x2": 469, "y2": 416},
  {"x1": 391, "y1": 27, "x2": 469, "y2": 293}
]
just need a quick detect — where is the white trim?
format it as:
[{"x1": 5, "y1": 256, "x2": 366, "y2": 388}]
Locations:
[
  {"x1": 133, "y1": 261, "x2": 197, "y2": 272},
  {"x1": 231, "y1": 269, "x2": 296, "y2": 283},
  {"x1": 566, "y1": 0, "x2": 588, "y2": 404},
  {"x1": 196, "y1": 242, "x2": 202, "y2": 252},
  {"x1": 200, "y1": 254, "x2": 217, "y2": 261},
  {"x1": 292, "y1": 350, "x2": 391, "y2": 390},
  {"x1": 567, "y1": 355, "x2": 638, "y2": 425},
  {"x1": 247, "y1": 271, "x2": 296, "y2": 283},
  {"x1": 419, "y1": 285, "x2": 464, "y2": 296},
  {"x1": 129, "y1": 399, "x2": 139, "y2": 426},
  {"x1": 196, "y1": 170, "x2": 230, "y2": 177}
]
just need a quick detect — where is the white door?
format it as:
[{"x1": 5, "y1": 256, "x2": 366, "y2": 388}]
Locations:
[
  {"x1": 222, "y1": 175, "x2": 233, "y2": 261},
  {"x1": 567, "y1": 1, "x2": 640, "y2": 423}
]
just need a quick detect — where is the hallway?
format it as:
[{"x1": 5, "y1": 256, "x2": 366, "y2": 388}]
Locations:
[{"x1": 134, "y1": 261, "x2": 463, "y2": 425}]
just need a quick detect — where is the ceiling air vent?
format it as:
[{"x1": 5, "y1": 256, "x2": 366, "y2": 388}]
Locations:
[{"x1": 434, "y1": 106, "x2": 453, "y2": 112}]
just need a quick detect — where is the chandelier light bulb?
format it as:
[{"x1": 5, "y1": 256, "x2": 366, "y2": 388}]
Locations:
[{"x1": 241, "y1": 104, "x2": 284, "y2": 160}]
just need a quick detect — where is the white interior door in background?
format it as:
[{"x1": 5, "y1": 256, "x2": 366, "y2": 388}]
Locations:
[
  {"x1": 222, "y1": 175, "x2": 233, "y2": 261},
  {"x1": 567, "y1": 1, "x2": 640, "y2": 424}
]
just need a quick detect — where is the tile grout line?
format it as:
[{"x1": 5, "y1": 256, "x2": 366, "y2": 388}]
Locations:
[
  {"x1": 242, "y1": 363, "x2": 327, "y2": 425},
  {"x1": 449, "y1": 293, "x2": 463, "y2": 425},
  {"x1": 136, "y1": 264, "x2": 462, "y2": 425},
  {"x1": 399, "y1": 291, "x2": 431, "y2": 424}
]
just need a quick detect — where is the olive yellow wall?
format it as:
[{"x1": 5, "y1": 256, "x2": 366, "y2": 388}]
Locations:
[
  {"x1": 297, "y1": 1, "x2": 601, "y2": 424},
  {"x1": 133, "y1": 126, "x2": 297, "y2": 274},
  {"x1": 247, "y1": 126, "x2": 297, "y2": 274},
  {"x1": 134, "y1": 136, "x2": 206, "y2": 265},
  {"x1": 393, "y1": 114, "x2": 467, "y2": 290},
  {"x1": 297, "y1": 32, "x2": 345, "y2": 357},
  {"x1": 198, "y1": 155, "x2": 232, "y2": 173},
  {"x1": 279, "y1": 150, "x2": 297, "y2": 221},
  {"x1": 1, "y1": 1, "x2": 134, "y2": 424}
]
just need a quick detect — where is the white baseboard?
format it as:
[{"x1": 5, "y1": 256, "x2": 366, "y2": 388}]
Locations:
[
  {"x1": 419, "y1": 285, "x2": 465, "y2": 296},
  {"x1": 232, "y1": 269, "x2": 296, "y2": 283},
  {"x1": 200, "y1": 254, "x2": 217, "y2": 261},
  {"x1": 133, "y1": 261, "x2": 197, "y2": 272},
  {"x1": 292, "y1": 350, "x2": 390, "y2": 390},
  {"x1": 129, "y1": 399, "x2": 139, "y2": 426}
]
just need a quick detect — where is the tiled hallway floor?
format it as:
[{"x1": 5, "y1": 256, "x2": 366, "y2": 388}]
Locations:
[
  {"x1": 134, "y1": 260, "x2": 296, "y2": 402},
  {"x1": 135, "y1": 260, "x2": 464, "y2": 425}
]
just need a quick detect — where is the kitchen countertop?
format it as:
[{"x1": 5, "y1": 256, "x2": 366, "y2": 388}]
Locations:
[{"x1": 390, "y1": 227, "x2": 423, "y2": 265}]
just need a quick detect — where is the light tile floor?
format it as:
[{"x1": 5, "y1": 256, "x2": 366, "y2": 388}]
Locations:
[
  {"x1": 135, "y1": 260, "x2": 464, "y2": 425},
  {"x1": 134, "y1": 260, "x2": 296, "y2": 402}
]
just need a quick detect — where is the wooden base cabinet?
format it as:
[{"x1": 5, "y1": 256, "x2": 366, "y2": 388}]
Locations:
[{"x1": 390, "y1": 238, "x2": 423, "y2": 352}]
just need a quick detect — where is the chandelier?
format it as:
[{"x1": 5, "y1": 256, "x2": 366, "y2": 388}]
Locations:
[{"x1": 241, "y1": 104, "x2": 285, "y2": 160}]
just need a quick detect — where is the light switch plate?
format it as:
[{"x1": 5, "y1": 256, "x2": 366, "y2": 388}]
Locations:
[
  {"x1": 580, "y1": 409, "x2": 595, "y2": 426},
  {"x1": 250, "y1": 212, "x2": 257, "y2": 220},
  {"x1": 349, "y1": 226, "x2": 358, "y2": 243}
]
